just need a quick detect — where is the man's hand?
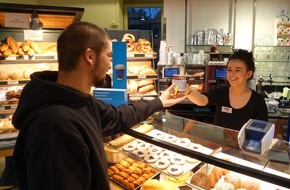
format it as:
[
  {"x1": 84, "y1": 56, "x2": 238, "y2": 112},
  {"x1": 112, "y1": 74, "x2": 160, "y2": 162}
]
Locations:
[{"x1": 159, "y1": 83, "x2": 187, "y2": 107}]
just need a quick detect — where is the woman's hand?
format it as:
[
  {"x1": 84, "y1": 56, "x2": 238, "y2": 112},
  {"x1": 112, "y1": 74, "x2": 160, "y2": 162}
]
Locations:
[{"x1": 158, "y1": 83, "x2": 187, "y2": 107}]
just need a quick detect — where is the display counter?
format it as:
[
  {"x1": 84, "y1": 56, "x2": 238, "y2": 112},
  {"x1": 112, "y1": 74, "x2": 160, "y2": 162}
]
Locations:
[{"x1": 107, "y1": 111, "x2": 290, "y2": 190}]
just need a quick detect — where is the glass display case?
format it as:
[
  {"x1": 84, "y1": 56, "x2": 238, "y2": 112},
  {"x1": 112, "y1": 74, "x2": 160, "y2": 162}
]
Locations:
[{"x1": 107, "y1": 111, "x2": 290, "y2": 190}]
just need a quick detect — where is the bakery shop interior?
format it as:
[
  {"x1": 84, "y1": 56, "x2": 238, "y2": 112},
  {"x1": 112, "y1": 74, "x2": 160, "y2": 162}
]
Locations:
[{"x1": 0, "y1": 0, "x2": 290, "y2": 190}]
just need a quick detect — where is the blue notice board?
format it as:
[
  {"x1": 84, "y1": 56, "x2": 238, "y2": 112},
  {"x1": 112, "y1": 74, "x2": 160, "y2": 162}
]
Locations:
[{"x1": 112, "y1": 42, "x2": 127, "y2": 89}]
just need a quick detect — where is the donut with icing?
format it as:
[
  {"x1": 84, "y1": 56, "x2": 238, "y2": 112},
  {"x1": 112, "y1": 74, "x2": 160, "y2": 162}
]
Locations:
[
  {"x1": 155, "y1": 158, "x2": 170, "y2": 170},
  {"x1": 162, "y1": 134, "x2": 177, "y2": 143},
  {"x1": 144, "y1": 153, "x2": 159, "y2": 163},
  {"x1": 175, "y1": 138, "x2": 191, "y2": 147},
  {"x1": 122, "y1": 143, "x2": 137, "y2": 152},
  {"x1": 186, "y1": 156, "x2": 199, "y2": 163},
  {"x1": 170, "y1": 154, "x2": 186, "y2": 165},
  {"x1": 132, "y1": 149, "x2": 148, "y2": 159},
  {"x1": 136, "y1": 142, "x2": 151, "y2": 150},
  {"x1": 159, "y1": 150, "x2": 175, "y2": 160},
  {"x1": 189, "y1": 143, "x2": 204, "y2": 152},
  {"x1": 148, "y1": 146, "x2": 163, "y2": 154},
  {"x1": 147, "y1": 130, "x2": 166, "y2": 139},
  {"x1": 167, "y1": 164, "x2": 184, "y2": 176}
]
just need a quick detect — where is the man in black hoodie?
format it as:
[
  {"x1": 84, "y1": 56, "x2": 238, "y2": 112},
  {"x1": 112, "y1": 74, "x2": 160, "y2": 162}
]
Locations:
[{"x1": 12, "y1": 21, "x2": 186, "y2": 190}]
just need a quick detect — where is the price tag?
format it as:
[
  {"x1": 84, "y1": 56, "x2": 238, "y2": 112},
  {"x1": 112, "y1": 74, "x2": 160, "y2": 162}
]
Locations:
[
  {"x1": 7, "y1": 81, "x2": 19, "y2": 85},
  {"x1": 5, "y1": 56, "x2": 17, "y2": 60},
  {"x1": 11, "y1": 105, "x2": 18, "y2": 109},
  {"x1": 145, "y1": 54, "x2": 153, "y2": 58},
  {"x1": 138, "y1": 75, "x2": 146, "y2": 79},
  {"x1": 127, "y1": 53, "x2": 134, "y2": 58}
]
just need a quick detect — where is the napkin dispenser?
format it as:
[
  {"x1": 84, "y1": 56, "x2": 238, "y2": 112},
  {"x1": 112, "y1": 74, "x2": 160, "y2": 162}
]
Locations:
[{"x1": 238, "y1": 119, "x2": 275, "y2": 155}]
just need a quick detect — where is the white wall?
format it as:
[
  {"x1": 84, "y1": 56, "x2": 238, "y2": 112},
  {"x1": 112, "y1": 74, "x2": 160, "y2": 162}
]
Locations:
[
  {"x1": 164, "y1": 0, "x2": 186, "y2": 52},
  {"x1": 234, "y1": 0, "x2": 254, "y2": 50}
]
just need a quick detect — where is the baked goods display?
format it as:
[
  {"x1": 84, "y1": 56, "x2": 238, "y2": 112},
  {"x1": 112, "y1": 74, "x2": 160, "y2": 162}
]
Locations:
[
  {"x1": 0, "y1": 86, "x2": 23, "y2": 105},
  {"x1": 0, "y1": 36, "x2": 57, "y2": 57},
  {"x1": 0, "y1": 37, "x2": 39, "y2": 56},
  {"x1": 118, "y1": 129, "x2": 213, "y2": 179},
  {"x1": 108, "y1": 157, "x2": 158, "y2": 190},
  {"x1": 121, "y1": 33, "x2": 154, "y2": 54},
  {"x1": 0, "y1": 115, "x2": 18, "y2": 134}
]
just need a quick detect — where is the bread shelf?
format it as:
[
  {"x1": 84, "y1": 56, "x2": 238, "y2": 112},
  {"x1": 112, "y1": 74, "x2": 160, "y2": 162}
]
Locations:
[{"x1": 127, "y1": 74, "x2": 158, "y2": 80}]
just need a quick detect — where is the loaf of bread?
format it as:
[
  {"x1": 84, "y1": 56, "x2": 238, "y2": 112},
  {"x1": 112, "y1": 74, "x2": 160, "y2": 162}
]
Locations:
[
  {"x1": 6, "y1": 36, "x2": 19, "y2": 54},
  {"x1": 109, "y1": 123, "x2": 154, "y2": 148},
  {"x1": 138, "y1": 84, "x2": 155, "y2": 94}
]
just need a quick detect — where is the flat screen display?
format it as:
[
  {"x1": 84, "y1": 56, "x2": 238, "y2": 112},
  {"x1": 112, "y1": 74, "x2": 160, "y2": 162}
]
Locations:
[
  {"x1": 214, "y1": 68, "x2": 227, "y2": 79},
  {"x1": 162, "y1": 67, "x2": 179, "y2": 78}
]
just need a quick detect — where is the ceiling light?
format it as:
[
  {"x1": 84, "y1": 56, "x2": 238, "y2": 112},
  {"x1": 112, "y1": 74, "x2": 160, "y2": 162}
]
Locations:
[{"x1": 29, "y1": 10, "x2": 43, "y2": 30}]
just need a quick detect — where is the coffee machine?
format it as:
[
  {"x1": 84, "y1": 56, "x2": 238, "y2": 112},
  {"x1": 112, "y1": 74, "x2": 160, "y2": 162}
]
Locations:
[{"x1": 205, "y1": 63, "x2": 228, "y2": 92}]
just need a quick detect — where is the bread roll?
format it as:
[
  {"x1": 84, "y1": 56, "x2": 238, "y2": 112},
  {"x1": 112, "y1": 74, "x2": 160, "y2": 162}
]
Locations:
[
  {"x1": 27, "y1": 40, "x2": 42, "y2": 54},
  {"x1": 138, "y1": 84, "x2": 155, "y2": 94},
  {"x1": 139, "y1": 68, "x2": 156, "y2": 75},
  {"x1": 17, "y1": 48, "x2": 25, "y2": 56},
  {"x1": 9, "y1": 70, "x2": 23, "y2": 80},
  {"x1": 2, "y1": 49, "x2": 12, "y2": 56},
  {"x1": 109, "y1": 123, "x2": 153, "y2": 147},
  {"x1": 0, "y1": 71, "x2": 9, "y2": 80},
  {"x1": 27, "y1": 49, "x2": 35, "y2": 56},
  {"x1": 138, "y1": 79, "x2": 153, "y2": 87},
  {"x1": 0, "y1": 44, "x2": 9, "y2": 52},
  {"x1": 21, "y1": 42, "x2": 30, "y2": 52},
  {"x1": 6, "y1": 36, "x2": 19, "y2": 54},
  {"x1": 23, "y1": 68, "x2": 35, "y2": 79}
]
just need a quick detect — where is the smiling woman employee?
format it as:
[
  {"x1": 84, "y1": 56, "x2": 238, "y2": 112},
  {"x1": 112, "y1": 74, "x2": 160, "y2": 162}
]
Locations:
[{"x1": 185, "y1": 49, "x2": 268, "y2": 130}]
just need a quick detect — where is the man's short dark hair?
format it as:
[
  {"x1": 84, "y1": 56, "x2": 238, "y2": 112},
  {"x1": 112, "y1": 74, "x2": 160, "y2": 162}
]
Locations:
[{"x1": 57, "y1": 21, "x2": 110, "y2": 71}]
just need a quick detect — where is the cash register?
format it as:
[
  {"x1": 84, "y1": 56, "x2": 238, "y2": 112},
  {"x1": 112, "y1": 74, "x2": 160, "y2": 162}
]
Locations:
[{"x1": 238, "y1": 119, "x2": 275, "y2": 155}]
